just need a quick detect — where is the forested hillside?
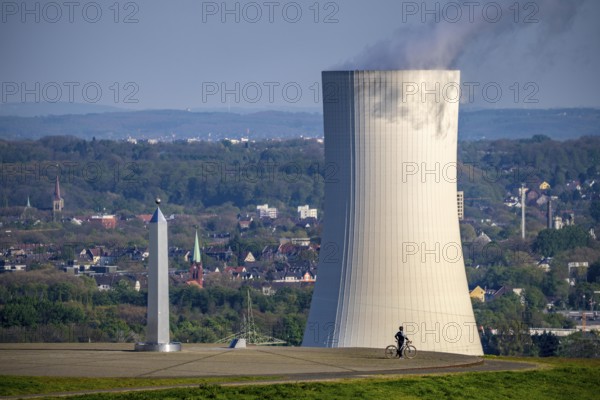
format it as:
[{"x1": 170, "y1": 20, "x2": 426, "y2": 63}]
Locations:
[
  {"x1": 2, "y1": 135, "x2": 600, "y2": 218},
  {"x1": 0, "y1": 137, "x2": 325, "y2": 214}
]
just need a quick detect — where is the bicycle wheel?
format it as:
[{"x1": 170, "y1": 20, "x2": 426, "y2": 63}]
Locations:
[
  {"x1": 385, "y1": 345, "x2": 398, "y2": 359},
  {"x1": 403, "y1": 344, "x2": 417, "y2": 359}
]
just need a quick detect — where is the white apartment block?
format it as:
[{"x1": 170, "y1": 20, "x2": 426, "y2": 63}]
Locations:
[
  {"x1": 257, "y1": 204, "x2": 278, "y2": 219},
  {"x1": 298, "y1": 205, "x2": 318, "y2": 220}
]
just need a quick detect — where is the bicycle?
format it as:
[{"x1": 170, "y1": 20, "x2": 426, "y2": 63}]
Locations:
[{"x1": 385, "y1": 340, "x2": 417, "y2": 359}]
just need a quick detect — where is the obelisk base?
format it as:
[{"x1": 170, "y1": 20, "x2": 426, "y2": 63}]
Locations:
[{"x1": 134, "y1": 342, "x2": 182, "y2": 352}]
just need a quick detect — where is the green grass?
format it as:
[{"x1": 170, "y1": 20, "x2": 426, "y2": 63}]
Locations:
[
  {"x1": 486, "y1": 355, "x2": 600, "y2": 368},
  {"x1": 2, "y1": 358, "x2": 599, "y2": 399},
  {"x1": 0, "y1": 376, "x2": 275, "y2": 397}
]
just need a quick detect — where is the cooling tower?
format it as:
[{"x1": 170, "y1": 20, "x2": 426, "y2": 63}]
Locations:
[{"x1": 303, "y1": 70, "x2": 483, "y2": 356}]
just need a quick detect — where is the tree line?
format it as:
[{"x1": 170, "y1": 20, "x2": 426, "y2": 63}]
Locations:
[{"x1": 0, "y1": 269, "x2": 311, "y2": 345}]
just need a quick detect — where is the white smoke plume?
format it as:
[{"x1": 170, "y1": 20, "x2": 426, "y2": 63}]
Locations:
[{"x1": 338, "y1": 0, "x2": 585, "y2": 70}]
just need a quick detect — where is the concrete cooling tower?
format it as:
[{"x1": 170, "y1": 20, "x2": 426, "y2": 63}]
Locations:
[{"x1": 303, "y1": 70, "x2": 483, "y2": 356}]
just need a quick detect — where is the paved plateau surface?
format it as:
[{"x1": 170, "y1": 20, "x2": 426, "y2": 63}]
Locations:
[{"x1": 0, "y1": 343, "x2": 537, "y2": 398}]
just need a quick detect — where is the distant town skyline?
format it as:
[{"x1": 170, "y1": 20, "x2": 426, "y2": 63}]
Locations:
[{"x1": 1, "y1": 0, "x2": 599, "y2": 112}]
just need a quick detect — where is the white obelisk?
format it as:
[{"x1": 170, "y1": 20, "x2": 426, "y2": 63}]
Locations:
[{"x1": 135, "y1": 198, "x2": 181, "y2": 352}]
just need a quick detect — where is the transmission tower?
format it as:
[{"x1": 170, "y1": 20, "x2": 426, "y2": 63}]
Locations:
[{"x1": 218, "y1": 290, "x2": 286, "y2": 346}]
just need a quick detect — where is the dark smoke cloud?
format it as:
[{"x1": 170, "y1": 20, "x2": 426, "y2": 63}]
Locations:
[{"x1": 338, "y1": 0, "x2": 585, "y2": 70}]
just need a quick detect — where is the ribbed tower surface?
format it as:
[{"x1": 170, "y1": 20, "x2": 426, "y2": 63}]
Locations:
[{"x1": 303, "y1": 70, "x2": 483, "y2": 356}]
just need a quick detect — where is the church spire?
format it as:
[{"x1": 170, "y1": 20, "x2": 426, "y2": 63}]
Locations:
[
  {"x1": 193, "y1": 229, "x2": 201, "y2": 263},
  {"x1": 54, "y1": 175, "x2": 62, "y2": 200},
  {"x1": 52, "y1": 174, "x2": 64, "y2": 221},
  {"x1": 188, "y1": 228, "x2": 203, "y2": 287}
]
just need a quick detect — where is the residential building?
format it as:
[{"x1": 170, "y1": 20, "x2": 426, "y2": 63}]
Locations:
[
  {"x1": 80, "y1": 248, "x2": 103, "y2": 264},
  {"x1": 291, "y1": 237, "x2": 311, "y2": 247},
  {"x1": 257, "y1": 204, "x2": 278, "y2": 219},
  {"x1": 89, "y1": 215, "x2": 117, "y2": 229},
  {"x1": 0, "y1": 264, "x2": 26, "y2": 272},
  {"x1": 243, "y1": 252, "x2": 256, "y2": 263},
  {"x1": 539, "y1": 181, "x2": 551, "y2": 191},
  {"x1": 485, "y1": 286, "x2": 511, "y2": 302},
  {"x1": 568, "y1": 261, "x2": 589, "y2": 281},
  {"x1": 298, "y1": 205, "x2": 318, "y2": 220},
  {"x1": 469, "y1": 286, "x2": 485, "y2": 302},
  {"x1": 238, "y1": 219, "x2": 252, "y2": 230},
  {"x1": 137, "y1": 214, "x2": 153, "y2": 224},
  {"x1": 538, "y1": 258, "x2": 552, "y2": 272}
]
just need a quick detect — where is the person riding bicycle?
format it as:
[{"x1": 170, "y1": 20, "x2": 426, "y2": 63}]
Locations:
[{"x1": 395, "y1": 326, "x2": 408, "y2": 358}]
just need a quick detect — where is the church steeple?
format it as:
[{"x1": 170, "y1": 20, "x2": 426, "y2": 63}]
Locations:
[
  {"x1": 193, "y1": 230, "x2": 202, "y2": 263},
  {"x1": 21, "y1": 195, "x2": 33, "y2": 221},
  {"x1": 188, "y1": 229, "x2": 203, "y2": 287},
  {"x1": 54, "y1": 175, "x2": 61, "y2": 201},
  {"x1": 52, "y1": 175, "x2": 64, "y2": 221}
]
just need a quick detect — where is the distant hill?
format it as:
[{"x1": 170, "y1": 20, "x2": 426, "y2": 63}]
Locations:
[
  {"x1": 0, "y1": 107, "x2": 598, "y2": 141},
  {"x1": 0, "y1": 110, "x2": 324, "y2": 141},
  {"x1": 0, "y1": 102, "x2": 127, "y2": 117},
  {"x1": 458, "y1": 108, "x2": 600, "y2": 141}
]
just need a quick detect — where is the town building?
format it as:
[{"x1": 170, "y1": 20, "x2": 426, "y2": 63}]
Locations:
[
  {"x1": 257, "y1": 204, "x2": 278, "y2": 219},
  {"x1": 469, "y1": 286, "x2": 485, "y2": 302},
  {"x1": 297, "y1": 205, "x2": 318, "y2": 220},
  {"x1": 89, "y1": 215, "x2": 117, "y2": 229}
]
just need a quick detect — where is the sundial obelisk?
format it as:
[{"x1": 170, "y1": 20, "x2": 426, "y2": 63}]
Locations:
[{"x1": 135, "y1": 198, "x2": 181, "y2": 352}]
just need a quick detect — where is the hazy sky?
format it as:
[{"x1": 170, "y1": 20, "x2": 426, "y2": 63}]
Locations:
[{"x1": 1, "y1": 0, "x2": 599, "y2": 111}]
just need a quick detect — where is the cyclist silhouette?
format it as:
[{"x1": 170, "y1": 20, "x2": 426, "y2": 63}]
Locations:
[{"x1": 394, "y1": 326, "x2": 408, "y2": 358}]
